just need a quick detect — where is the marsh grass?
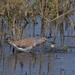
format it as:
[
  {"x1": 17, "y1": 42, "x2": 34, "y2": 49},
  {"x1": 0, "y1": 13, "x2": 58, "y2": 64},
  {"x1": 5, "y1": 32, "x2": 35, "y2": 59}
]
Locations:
[{"x1": 0, "y1": 0, "x2": 75, "y2": 51}]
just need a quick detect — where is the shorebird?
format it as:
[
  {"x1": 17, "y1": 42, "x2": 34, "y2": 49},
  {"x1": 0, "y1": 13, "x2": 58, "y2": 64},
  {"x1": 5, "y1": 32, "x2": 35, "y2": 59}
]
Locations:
[{"x1": 8, "y1": 37, "x2": 47, "y2": 53}]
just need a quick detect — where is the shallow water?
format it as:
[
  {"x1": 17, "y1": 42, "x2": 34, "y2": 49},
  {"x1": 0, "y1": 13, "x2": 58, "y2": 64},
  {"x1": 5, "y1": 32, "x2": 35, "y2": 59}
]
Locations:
[
  {"x1": 0, "y1": 15, "x2": 75, "y2": 75},
  {"x1": 0, "y1": 42, "x2": 75, "y2": 75},
  {"x1": 1, "y1": 28, "x2": 75, "y2": 75}
]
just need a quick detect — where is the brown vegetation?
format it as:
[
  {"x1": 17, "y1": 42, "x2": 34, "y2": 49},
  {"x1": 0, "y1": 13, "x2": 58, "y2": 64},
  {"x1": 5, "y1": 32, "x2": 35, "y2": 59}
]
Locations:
[{"x1": 0, "y1": 0, "x2": 75, "y2": 40}]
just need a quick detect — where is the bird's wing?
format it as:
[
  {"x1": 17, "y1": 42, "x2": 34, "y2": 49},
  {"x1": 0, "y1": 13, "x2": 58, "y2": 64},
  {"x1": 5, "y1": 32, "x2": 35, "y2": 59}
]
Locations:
[{"x1": 8, "y1": 42, "x2": 33, "y2": 52}]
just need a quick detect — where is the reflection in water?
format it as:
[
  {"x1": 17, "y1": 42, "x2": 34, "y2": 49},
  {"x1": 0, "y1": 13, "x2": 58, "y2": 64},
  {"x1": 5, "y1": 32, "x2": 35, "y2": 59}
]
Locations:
[
  {"x1": 0, "y1": 34, "x2": 75, "y2": 75},
  {"x1": 0, "y1": 18, "x2": 75, "y2": 75},
  {"x1": 0, "y1": 41, "x2": 75, "y2": 75},
  {"x1": 0, "y1": 52, "x2": 72, "y2": 75}
]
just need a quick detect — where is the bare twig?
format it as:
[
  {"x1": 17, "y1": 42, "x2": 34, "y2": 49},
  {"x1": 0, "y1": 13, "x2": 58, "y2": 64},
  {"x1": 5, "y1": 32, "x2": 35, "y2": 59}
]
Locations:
[
  {"x1": 68, "y1": 15, "x2": 74, "y2": 32},
  {"x1": 39, "y1": 8, "x2": 75, "y2": 22}
]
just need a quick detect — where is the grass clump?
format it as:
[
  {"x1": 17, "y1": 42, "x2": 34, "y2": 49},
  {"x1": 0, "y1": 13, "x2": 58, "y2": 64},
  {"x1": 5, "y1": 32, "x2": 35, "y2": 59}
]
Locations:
[{"x1": 61, "y1": 45, "x2": 67, "y2": 52}]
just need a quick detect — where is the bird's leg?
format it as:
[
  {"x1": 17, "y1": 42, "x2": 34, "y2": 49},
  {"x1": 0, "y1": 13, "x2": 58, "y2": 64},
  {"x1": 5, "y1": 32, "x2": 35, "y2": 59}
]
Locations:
[
  {"x1": 12, "y1": 48, "x2": 15, "y2": 54},
  {"x1": 12, "y1": 48, "x2": 17, "y2": 54}
]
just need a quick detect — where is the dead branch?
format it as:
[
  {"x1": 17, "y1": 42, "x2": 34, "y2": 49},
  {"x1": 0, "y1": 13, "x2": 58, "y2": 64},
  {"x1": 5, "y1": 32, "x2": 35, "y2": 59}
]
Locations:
[
  {"x1": 39, "y1": 8, "x2": 75, "y2": 23},
  {"x1": 68, "y1": 15, "x2": 74, "y2": 32}
]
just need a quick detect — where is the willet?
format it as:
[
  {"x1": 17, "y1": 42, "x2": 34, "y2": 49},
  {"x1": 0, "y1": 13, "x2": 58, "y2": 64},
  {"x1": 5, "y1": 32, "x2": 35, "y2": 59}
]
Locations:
[{"x1": 8, "y1": 37, "x2": 47, "y2": 53}]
